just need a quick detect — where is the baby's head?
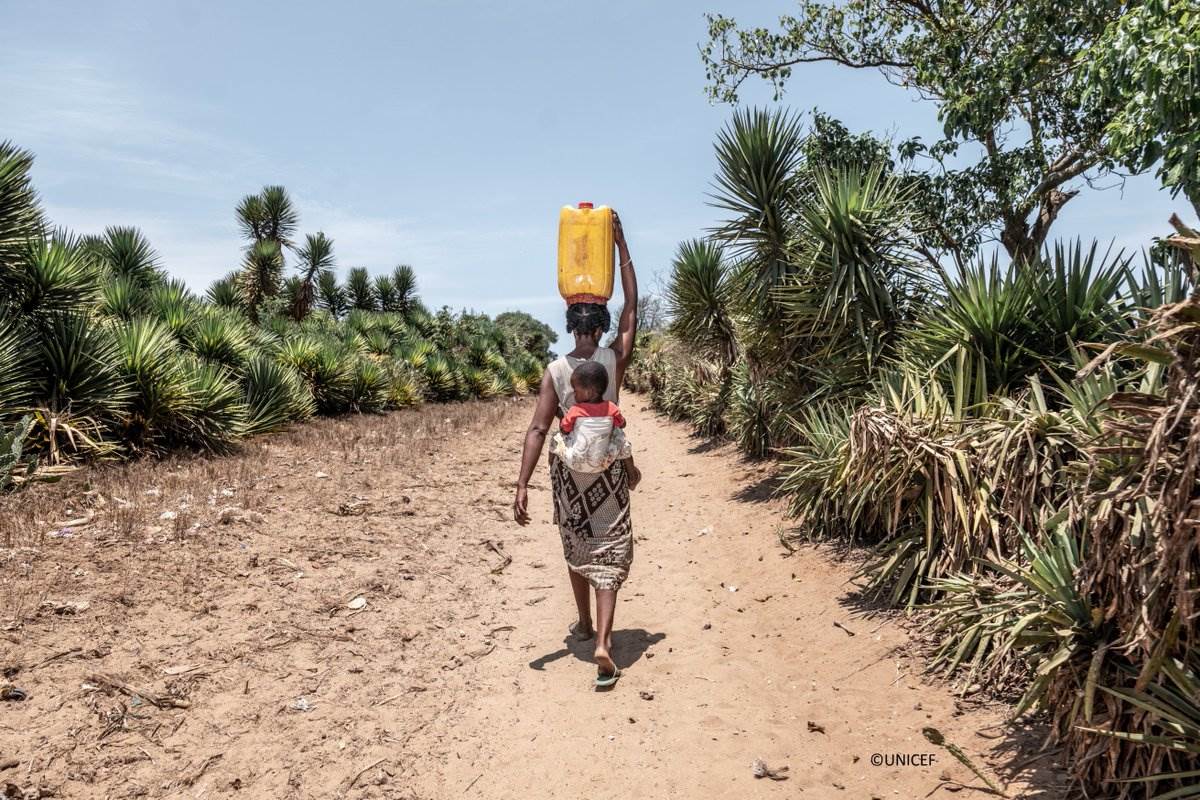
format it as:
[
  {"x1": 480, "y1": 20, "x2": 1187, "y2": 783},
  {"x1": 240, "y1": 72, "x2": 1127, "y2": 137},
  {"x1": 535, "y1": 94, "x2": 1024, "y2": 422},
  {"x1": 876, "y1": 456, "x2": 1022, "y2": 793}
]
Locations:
[{"x1": 571, "y1": 361, "x2": 609, "y2": 404}]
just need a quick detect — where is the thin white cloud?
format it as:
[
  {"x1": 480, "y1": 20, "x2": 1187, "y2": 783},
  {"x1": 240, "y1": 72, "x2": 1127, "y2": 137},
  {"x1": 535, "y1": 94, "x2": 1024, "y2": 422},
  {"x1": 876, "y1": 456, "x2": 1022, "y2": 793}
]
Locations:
[{"x1": 2, "y1": 50, "x2": 261, "y2": 191}]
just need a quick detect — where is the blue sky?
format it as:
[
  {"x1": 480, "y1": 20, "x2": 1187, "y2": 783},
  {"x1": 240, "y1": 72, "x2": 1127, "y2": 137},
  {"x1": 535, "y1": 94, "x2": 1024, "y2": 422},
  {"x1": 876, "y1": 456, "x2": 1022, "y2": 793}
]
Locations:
[{"x1": 4, "y1": 0, "x2": 1185, "y2": 348}]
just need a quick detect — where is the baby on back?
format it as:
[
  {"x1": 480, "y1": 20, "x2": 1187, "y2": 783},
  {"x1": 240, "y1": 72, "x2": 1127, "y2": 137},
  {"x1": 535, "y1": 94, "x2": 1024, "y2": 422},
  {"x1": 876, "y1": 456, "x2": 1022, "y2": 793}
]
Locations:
[{"x1": 550, "y1": 360, "x2": 635, "y2": 476}]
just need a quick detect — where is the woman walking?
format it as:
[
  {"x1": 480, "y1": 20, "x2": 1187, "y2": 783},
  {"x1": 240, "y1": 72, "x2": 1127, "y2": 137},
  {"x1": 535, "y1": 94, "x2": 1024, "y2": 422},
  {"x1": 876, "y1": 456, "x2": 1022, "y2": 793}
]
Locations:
[{"x1": 513, "y1": 211, "x2": 639, "y2": 687}]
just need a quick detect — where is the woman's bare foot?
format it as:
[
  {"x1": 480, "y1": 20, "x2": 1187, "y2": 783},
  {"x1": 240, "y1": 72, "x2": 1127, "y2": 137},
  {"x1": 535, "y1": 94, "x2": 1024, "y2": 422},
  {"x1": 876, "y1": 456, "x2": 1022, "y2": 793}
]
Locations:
[
  {"x1": 570, "y1": 621, "x2": 594, "y2": 640},
  {"x1": 594, "y1": 643, "x2": 616, "y2": 676}
]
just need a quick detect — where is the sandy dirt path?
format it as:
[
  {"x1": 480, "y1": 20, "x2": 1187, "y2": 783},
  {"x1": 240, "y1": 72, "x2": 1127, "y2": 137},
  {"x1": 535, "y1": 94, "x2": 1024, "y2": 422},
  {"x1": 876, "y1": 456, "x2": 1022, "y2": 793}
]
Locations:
[{"x1": 1, "y1": 395, "x2": 1059, "y2": 799}]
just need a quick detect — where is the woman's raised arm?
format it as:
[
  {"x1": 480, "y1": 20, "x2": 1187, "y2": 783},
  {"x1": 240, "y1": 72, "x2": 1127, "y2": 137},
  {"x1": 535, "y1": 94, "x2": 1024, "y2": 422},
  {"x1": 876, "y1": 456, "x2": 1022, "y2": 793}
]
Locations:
[
  {"x1": 610, "y1": 211, "x2": 638, "y2": 381},
  {"x1": 513, "y1": 368, "x2": 559, "y2": 525}
]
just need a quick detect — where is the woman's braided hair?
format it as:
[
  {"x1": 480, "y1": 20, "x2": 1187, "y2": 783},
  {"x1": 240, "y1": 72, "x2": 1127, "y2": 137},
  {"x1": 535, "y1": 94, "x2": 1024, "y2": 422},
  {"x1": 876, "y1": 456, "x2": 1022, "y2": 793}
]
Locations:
[{"x1": 565, "y1": 302, "x2": 611, "y2": 336}]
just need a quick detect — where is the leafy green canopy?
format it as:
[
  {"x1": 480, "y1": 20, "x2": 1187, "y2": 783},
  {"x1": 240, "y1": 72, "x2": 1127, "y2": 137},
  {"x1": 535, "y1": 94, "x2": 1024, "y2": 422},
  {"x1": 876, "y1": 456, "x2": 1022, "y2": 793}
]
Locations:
[{"x1": 701, "y1": 0, "x2": 1197, "y2": 263}]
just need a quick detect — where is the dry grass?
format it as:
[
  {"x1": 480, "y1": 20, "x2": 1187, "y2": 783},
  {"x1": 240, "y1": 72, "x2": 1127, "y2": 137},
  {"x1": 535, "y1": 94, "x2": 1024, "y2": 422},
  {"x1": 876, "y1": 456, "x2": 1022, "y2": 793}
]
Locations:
[{"x1": 0, "y1": 398, "x2": 520, "y2": 627}]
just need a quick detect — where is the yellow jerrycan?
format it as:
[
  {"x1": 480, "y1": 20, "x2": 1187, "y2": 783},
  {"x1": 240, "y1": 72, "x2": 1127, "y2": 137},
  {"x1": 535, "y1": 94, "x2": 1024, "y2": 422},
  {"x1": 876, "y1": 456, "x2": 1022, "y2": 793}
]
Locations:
[{"x1": 557, "y1": 202, "x2": 614, "y2": 305}]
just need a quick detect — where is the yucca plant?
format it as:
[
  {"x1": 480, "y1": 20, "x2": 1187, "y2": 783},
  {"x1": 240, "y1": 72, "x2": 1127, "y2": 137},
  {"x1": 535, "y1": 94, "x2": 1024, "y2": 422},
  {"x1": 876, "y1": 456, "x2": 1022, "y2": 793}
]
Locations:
[
  {"x1": 461, "y1": 364, "x2": 495, "y2": 399},
  {"x1": 384, "y1": 362, "x2": 423, "y2": 407},
  {"x1": 777, "y1": 164, "x2": 927, "y2": 379},
  {"x1": 1084, "y1": 657, "x2": 1200, "y2": 799},
  {"x1": 346, "y1": 358, "x2": 388, "y2": 412},
  {"x1": 206, "y1": 271, "x2": 244, "y2": 309},
  {"x1": 0, "y1": 315, "x2": 35, "y2": 419},
  {"x1": 114, "y1": 317, "x2": 192, "y2": 451},
  {"x1": 905, "y1": 242, "x2": 1129, "y2": 397},
  {"x1": 0, "y1": 141, "x2": 46, "y2": 275},
  {"x1": 293, "y1": 231, "x2": 335, "y2": 319},
  {"x1": 98, "y1": 276, "x2": 145, "y2": 320},
  {"x1": 237, "y1": 185, "x2": 298, "y2": 250},
  {"x1": 81, "y1": 226, "x2": 164, "y2": 289},
  {"x1": 726, "y1": 362, "x2": 780, "y2": 458},
  {"x1": 778, "y1": 401, "x2": 855, "y2": 540},
  {"x1": 345, "y1": 267, "x2": 376, "y2": 312},
  {"x1": 316, "y1": 269, "x2": 348, "y2": 319},
  {"x1": 172, "y1": 356, "x2": 246, "y2": 451},
  {"x1": 238, "y1": 240, "x2": 284, "y2": 322},
  {"x1": 391, "y1": 264, "x2": 418, "y2": 316},
  {"x1": 242, "y1": 356, "x2": 314, "y2": 436},
  {"x1": 921, "y1": 523, "x2": 1103, "y2": 707},
  {"x1": 373, "y1": 275, "x2": 398, "y2": 312},
  {"x1": 183, "y1": 309, "x2": 255, "y2": 370},
  {"x1": 666, "y1": 238, "x2": 738, "y2": 364},
  {"x1": 31, "y1": 313, "x2": 132, "y2": 461},
  {"x1": 1, "y1": 236, "x2": 99, "y2": 317}
]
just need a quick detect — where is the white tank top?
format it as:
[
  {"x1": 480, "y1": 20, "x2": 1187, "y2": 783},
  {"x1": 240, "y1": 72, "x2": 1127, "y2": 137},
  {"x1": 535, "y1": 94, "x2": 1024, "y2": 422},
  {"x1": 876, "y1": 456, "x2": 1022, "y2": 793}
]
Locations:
[{"x1": 547, "y1": 346, "x2": 619, "y2": 417}]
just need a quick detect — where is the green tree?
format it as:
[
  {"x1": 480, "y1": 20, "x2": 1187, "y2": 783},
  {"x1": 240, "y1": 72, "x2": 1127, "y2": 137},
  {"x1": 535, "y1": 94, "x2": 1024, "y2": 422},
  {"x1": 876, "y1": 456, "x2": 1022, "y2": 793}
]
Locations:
[
  {"x1": 700, "y1": 0, "x2": 1135, "y2": 263},
  {"x1": 293, "y1": 232, "x2": 335, "y2": 319},
  {"x1": 495, "y1": 311, "x2": 556, "y2": 362},
  {"x1": 1081, "y1": 0, "x2": 1200, "y2": 216}
]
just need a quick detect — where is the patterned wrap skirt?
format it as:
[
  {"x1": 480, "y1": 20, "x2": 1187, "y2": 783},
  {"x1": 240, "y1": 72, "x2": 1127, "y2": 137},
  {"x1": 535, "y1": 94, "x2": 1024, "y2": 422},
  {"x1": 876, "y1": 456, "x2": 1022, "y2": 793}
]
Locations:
[{"x1": 550, "y1": 454, "x2": 633, "y2": 591}]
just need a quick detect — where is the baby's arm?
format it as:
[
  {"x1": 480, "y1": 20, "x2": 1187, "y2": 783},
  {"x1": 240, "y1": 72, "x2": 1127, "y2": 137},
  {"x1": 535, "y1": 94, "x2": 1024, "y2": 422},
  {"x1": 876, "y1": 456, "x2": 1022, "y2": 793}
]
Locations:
[
  {"x1": 560, "y1": 406, "x2": 580, "y2": 433},
  {"x1": 611, "y1": 404, "x2": 626, "y2": 428}
]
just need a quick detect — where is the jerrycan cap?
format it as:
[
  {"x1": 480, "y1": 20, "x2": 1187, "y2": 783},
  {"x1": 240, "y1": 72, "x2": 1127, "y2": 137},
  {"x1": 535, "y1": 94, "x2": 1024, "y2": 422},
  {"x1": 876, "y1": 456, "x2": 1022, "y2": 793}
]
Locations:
[{"x1": 577, "y1": 202, "x2": 594, "y2": 209}]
